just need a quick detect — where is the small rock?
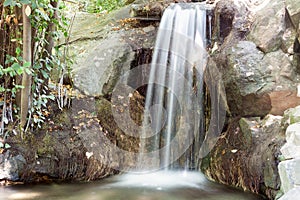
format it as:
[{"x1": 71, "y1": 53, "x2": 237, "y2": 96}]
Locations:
[
  {"x1": 0, "y1": 151, "x2": 26, "y2": 181},
  {"x1": 283, "y1": 105, "x2": 300, "y2": 126},
  {"x1": 143, "y1": 25, "x2": 155, "y2": 33}
]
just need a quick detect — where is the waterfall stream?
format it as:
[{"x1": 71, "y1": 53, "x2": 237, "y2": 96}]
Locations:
[{"x1": 138, "y1": 3, "x2": 207, "y2": 171}]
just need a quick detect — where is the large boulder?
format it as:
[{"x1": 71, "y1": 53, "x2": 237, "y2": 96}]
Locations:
[
  {"x1": 220, "y1": 40, "x2": 299, "y2": 116},
  {"x1": 247, "y1": 0, "x2": 285, "y2": 53},
  {"x1": 201, "y1": 115, "x2": 285, "y2": 199},
  {"x1": 5, "y1": 91, "x2": 144, "y2": 182},
  {"x1": 210, "y1": 0, "x2": 300, "y2": 117},
  {"x1": 65, "y1": 5, "x2": 158, "y2": 97},
  {"x1": 72, "y1": 32, "x2": 134, "y2": 96}
]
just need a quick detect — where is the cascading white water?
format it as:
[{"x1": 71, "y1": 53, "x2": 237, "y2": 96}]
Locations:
[{"x1": 138, "y1": 3, "x2": 207, "y2": 171}]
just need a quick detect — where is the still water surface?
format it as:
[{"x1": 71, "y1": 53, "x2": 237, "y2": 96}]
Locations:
[{"x1": 0, "y1": 171, "x2": 264, "y2": 200}]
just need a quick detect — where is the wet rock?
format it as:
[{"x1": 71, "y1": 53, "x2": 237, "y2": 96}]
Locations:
[
  {"x1": 212, "y1": 0, "x2": 240, "y2": 43},
  {"x1": 201, "y1": 115, "x2": 285, "y2": 199},
  {"x1": 247, "y1": 0, "x2": 285, "y2": 53},
  {"x1": 16, "y1": 92, "x2": 144, "y2": 182}
]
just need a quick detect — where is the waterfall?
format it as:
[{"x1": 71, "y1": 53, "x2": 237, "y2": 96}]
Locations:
[{"x1": 138, "y1": 3, "x2": 207, "y2": 172}]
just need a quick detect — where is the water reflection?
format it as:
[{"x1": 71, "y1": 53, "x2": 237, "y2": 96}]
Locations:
[{"x1": 0, "y1": 171, "x2": 264, "y2": 200}]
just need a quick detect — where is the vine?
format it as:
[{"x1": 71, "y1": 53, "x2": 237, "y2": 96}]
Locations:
[{"x1": 0, "y1": 0, "x2": 70, "y2": 143}]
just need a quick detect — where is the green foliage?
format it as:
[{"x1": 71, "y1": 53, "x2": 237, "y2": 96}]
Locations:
[
  {"x1": 86, "y1": 0, "x2": 125, "y2": 13},
  {"x1": 0, "y1": 141, "x2": 11, "y2": 149},
  {"x1": 28, "y1": 0, "x2": 69, "y2": 128},
  {"x1": 1, "y1": 0, "x2": 70, "y2": 131},
  {"x1": 0, "y1": 48, "x2": 31, "y2": 96},
  {"x1": 3, "y1": 0, "x2": 31, "y2": 7}
]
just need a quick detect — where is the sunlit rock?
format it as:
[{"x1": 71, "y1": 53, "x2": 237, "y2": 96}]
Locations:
[
  {"x1": 247, "y1": 0, "x2": 285, "y2": 53},
  {"x1": 73, "y1": 32, "x2": 134, "y2": 96},
  {"x1": 283, "y1": 105, "x2": 300, "y2": 126},
  {"x1": 286, "y1": 0, "x2": 300, "y2": 29},
  {"x1": 279, "y1": 187, "x2": 300, "y2": 200},
  {"x1": 280, "y1": 123, "x2": 300, "y2": 159},
  {"x1": 278, "y1": 158, "x2": 300, "y2": 193}
]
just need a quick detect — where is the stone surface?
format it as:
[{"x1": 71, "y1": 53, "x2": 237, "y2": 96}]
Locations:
[
  {"x1": 3, "y1": 3, "x2": 152, "y2": 183},
  {"x1": 286, "y1": 123, "x2": 300, "y2": 146},
  {"x1": 286, "y1": 0, "x2": 300, "y2": 29},
  {"x1": 278, "y1": 158, "x2": 300, "y2": 193},
  {"x1": 280, "y1": 123, "x2": 300, "y2": 159},
  {"x1": 220, "y1": 40, "x2": 299, "y2": 116},
  {"x1": 283, "y1": 105, "x2": 300, "y2": 126},
  {"x1": 282, "y1": 28, "x2": 296, "y2": 54},
  {"x1": 9, "y1": 93, "x2": 143, "y2": 182},
  {"x1": 279, "y1": 187, "x2": 300, "y2": 200},
  {"x1": 66, "y1": 8, "x2": 158, "y2": 97},
  {"x1": 72, "y1": 32, "x2": 134, "y2": 96},
  {"x1": 0, "y1": 151, "x2": 26, "y2": 181},
  {"x1": 201, "y1": 115, "x2": 285, "y2": 199},
  {"x1": 247, "y1": 0, "x2": 285, "y2": 53}
]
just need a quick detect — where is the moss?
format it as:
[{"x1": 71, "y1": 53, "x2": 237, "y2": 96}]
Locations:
[
  {"x1": 37, "y1": 134, "x2": 55, "y2": 156},
  {"x1": 200, "y1": 153, "x2": 211, "y2": 171}
]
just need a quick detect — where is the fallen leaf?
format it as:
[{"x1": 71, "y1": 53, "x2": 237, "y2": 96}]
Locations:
[{"x1": 231, "y1": 149, "x2": 238, "y2": 153}]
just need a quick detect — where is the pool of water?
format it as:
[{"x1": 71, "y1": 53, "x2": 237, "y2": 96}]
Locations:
[{"x1": 0, "y1": 171, "x2": 264, "y2": 200}]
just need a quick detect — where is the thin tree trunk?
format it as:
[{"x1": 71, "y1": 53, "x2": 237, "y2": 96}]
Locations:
[
  {"x1": 20, "y1": 4, "x2": 32, "y2": 131},
  {"x1": 15, "y1": 6, "x2": 23, "y2": 108}
]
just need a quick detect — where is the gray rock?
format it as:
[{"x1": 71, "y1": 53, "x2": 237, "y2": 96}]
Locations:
[
  {"x1": 286, "y1": 0, "x2": 300, "y2": 29},
  {"x1": 0, "y1": 151, "x2": 26, "y2": 181},
  {"x1": 278, "y1": 158, "x2": 300, "y2": 193},
  {"x1": 260, "y1": 50, "x2": 295, "y2": 87},
  {"x1": 223, "y1": 40, "x2": 297, "y2": 116},
  {"x1": 227, "y1": 41, "x2": 265, "y2": 96},
  {"x1": 73, "y1": 32, "x2": 134, "y2": 96},
  {"x1": 282, "y1": 28, "x2": 296, "y2": 54},
  {"x1": 279, "y1": 187, "x2": 300, "y2": 200},
  {"x1": 247, "y1": 0, "x2": 285, "y2": 53}
]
